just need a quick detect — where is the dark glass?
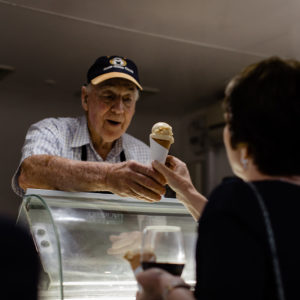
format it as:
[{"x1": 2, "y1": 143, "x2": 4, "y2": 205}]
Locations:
[{"x1": 142, "y1": 261, "x2": 185, "y2": 276}]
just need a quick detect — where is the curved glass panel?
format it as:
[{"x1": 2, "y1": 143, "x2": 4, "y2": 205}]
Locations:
[
  {"x1": 18, "y1": 189, "x2": 197, "y2": 300},
  {"x1": 17, "y1": 194, "x2": 63, "y2": 300}
]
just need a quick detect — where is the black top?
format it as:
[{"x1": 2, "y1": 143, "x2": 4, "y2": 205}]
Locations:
[
  {"x1": 194, "y1": 177, "x2": 300, "y2": 300},
  {"x1": 0, "y1": 216, "x2": 39, "y2": 299},
  {"x1": 81, "y1": 144, "x2": 126, "y2": 162}
]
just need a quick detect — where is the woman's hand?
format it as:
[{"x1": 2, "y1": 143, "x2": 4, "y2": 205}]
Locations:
[
  {"x1": 152, "y1": 156, "x2": 193, "y2": 197},
  {"x1": 136, "y1": 268, "x2": 194, "y2": 300},
  {"x1": 152, "y1": 156, "x2": 208, "y2": 221}
]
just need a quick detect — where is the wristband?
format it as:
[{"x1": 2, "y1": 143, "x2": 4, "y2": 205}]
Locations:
[{"x1": 162, "y1": 281, "x2": 193, "y2": 300}]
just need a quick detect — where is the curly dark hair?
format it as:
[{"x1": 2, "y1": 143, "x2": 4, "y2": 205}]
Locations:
[{"x1": 223, "y1": 57, "x2": 300, "y2": 176}]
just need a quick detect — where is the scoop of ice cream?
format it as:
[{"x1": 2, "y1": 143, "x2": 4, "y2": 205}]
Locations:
[
  {"x1": 124, "y1": 250, "x2": 142, "y2": 271},
  {"x1": 150, "y1": 122, "x2": 174, "y2": 144}
]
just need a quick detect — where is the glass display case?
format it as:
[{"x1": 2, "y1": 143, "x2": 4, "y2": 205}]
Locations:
[{"x1": 17, "y1": 189, "x2": 197, "y2": 300}]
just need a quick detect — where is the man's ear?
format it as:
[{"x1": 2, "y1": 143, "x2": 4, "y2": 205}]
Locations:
[{"x1": 81, "y1": 85, "x2": 88, "y2": 111}]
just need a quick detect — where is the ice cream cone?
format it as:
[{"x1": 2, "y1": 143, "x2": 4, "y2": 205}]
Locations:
[
  {"x1": 124, "y1": 250, "x2": 141, "y2": 272},
  {"x1": 153, "y1": 138, "x2": 172, "y2": 150},
  {"x1": 124, "y1": 250, "x2": 156, "y2": 275},
  {"x1": 149, "y1": 122, "x2": 174, "y2": 163}
]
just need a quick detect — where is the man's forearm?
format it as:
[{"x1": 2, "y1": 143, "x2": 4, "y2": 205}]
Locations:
[{"x1": 18, "y1": 155, "x2": 110, "y2": 193}]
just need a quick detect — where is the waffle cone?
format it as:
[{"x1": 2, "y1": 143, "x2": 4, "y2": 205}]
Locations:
[
  {"x1": 124, "y1": 250, "x2": 156, "y2": 271},
  {"x1": 153, "y1": 138, "x2": 171, "y2": 150}
]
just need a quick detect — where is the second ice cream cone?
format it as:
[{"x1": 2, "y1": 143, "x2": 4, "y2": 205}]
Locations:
[{"x1": 124, "y1": 250, "x2": 156, "y2": 275}]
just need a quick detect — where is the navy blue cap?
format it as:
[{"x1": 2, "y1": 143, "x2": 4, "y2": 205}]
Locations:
[{"x1": 86, "y1": 55, "x2": 142, "y2": 90}]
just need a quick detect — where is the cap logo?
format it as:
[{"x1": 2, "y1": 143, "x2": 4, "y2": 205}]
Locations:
[
  {"x1": 103, "y1": 56, "x2": 134, "y2": 74},
  {"x1": 109, "y1": 57, "x2": 127, "y2": 67}
]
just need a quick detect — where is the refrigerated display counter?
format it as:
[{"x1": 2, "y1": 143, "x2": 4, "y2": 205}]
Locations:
[{"x1": 17, "y1": 189, "x2": 197, "y2": 300}]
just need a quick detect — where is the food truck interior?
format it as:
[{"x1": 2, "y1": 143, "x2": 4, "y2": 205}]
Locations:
[
  {"x1": 1, "y1": 0, "x2": 299, "y2": 228},
  {"x1": 3, "y1": 0, "x2": 299, "y2": 218}
]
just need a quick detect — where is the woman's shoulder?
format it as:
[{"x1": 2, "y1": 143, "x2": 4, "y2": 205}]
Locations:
[
  {"x1": 207, "y1": 176, "x2": 250, "y2": 208},
  {"x1": 200, "y1": 177, "x2": 264, "y2": 239},
  {"x1": 201, "y1": 177, "x2": 269, "y2": 226},
  {"x1": 205, "y1": 177, "x2": 300, "y2": 216}
]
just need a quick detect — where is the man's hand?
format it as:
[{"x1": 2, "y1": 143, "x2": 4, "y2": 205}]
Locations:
[
  {"x1": 18, "y1": 155, "x2": 166, "y2": 201},
  {"x1": 106, "y1": 160, "x2": 166, "y2": 201}
]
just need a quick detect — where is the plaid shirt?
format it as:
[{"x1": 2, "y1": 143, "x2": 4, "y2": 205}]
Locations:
[{"x1": 12, "y1": 115, "x2": 150, "y2": 196}]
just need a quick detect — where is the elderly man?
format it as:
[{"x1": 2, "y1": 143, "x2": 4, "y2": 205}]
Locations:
[{"x1": 12, "y1": 55, "x2": 166, "y2": 201}]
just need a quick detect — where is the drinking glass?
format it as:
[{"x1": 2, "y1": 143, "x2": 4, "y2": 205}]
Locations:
[{"x1": 140, "y1": 225, "x2": 185, "y2": 276}]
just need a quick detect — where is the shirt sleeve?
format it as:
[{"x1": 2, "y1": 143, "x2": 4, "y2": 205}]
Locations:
[
  {"x1": 21, "y1": 118, "x2": 62, "y2": 159},
  {"x1": 11, "y1": 118, "x2": 62, "y2": 197}
]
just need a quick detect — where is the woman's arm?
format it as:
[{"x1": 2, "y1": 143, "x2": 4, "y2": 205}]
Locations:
[{"x1": 152, "y1": 156, "x2": 207, "y2": 220}]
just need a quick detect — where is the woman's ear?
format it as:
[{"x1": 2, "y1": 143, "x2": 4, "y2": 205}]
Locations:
[
  {"x1": 81, "y1": 85, "x2": 88, "y2": 111},
  {"x1": 239, "y1": 144, "x2": 249, "y2": 171}
]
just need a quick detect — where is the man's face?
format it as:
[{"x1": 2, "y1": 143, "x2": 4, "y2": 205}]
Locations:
[{"x1": 81, "y1": 78, "x2": 138, "y2": 145}]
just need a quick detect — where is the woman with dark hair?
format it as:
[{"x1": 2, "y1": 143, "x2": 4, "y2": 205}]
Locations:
[{"x1": 136, "y1": 57, "x2": 300, "y2": 300}]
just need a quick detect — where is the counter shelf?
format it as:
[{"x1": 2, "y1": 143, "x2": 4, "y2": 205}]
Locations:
[{"x1": 17, "y1": 189, "x2": 197, "y2": 300}]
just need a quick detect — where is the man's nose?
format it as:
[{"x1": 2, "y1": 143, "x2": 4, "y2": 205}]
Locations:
[{"x1": 111, "y1": 97, "x2": 124, "y2": 113}]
